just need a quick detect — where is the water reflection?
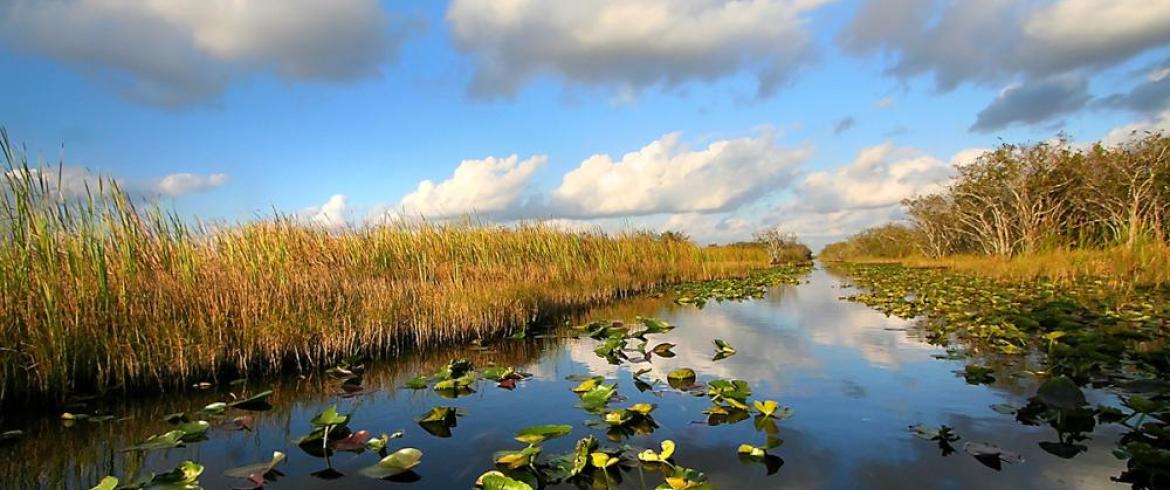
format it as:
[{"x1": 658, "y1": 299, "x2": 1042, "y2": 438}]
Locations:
[{"x1": 0, "y1": 266, "x2": 1135, "y2": 489}]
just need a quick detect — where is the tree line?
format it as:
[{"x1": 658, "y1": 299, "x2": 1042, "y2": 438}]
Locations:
[{"x1": 822, "y1": 132, "x2": 1170, "y2": 260}]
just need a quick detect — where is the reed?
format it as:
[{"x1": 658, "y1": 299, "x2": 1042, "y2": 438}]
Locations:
[{"x1": 0, "y1": 131, "x2": 769, "y2": 402}]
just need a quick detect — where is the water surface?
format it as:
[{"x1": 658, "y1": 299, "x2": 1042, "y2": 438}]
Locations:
[{"x1": 0, "y1": 266, "x2": 1131, "y2": 489}]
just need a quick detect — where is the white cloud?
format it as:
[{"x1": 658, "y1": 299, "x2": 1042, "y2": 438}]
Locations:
[
  {"x1": 0, "y1": 0, "x2": 408, "y2": 106},
  {"x1": 1102, "y1": 108, "x2": 1170, "y2": 146},
  {"x1": 757, "y1": 144, "x2": 988, "y2": 249},
  {"x1": 155, "y1": 173, "x2": 228, "y2": 196},
  {"x1": 377, "y1": 154, "x2": 547, "y2": 221},
  {"x1": 798, "y1": 143, "x2": 956, "y2": 213},
  {"x1": 446, "y1": 0, "x2": 830, "y2": 98},
  {"x1": 306, "y1": 194, "x2": 350, "y2": 230},
  {"x1": 550, "y1": 131, "x2": 809, "y2": 218}
]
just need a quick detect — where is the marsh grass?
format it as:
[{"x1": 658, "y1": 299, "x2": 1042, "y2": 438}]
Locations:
[
  {"x1": 0, "y1": 131, "x2": 768, "y2": 402},
  {"x1": 833, "y1": 243, "x2": 1170, "y2": 289}
]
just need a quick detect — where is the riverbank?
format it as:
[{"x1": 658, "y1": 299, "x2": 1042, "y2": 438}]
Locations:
[
  {"x1": 1, "y1": 159, "x2": 770, "y2": 403},
  {"x1": 824, "y1": 244, "x2": 1170, "y2": 289}
]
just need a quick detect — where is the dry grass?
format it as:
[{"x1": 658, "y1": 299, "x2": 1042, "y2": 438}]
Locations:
[
  {"x1": 835, "y1": 243, "x2": 1170, "y2": 288},
  {"x1": 0, "y1": 134, "x2": 768, "y2": 402}
]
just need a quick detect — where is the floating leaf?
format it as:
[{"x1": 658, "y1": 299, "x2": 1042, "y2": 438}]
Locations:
[
  {"x1": 177, "y1": 420, "x2": 211, "y2": 441},
  {"x1": 590, "y1": 452, "x2": 618, "y2": 469},
  {"x1": 737, "y1": 444, "x2": 766, "y2": 458},
  {"x1": 223, "y1": 451, "x2": 286, "y2": 479},
  {"x1": 359, "y1": 448, "x2": 423, "y2": 479},
  {"x1": 628, "y1": 403, "x2": 656, "y2": 416},
  {"x1": 403, "y1": 376, "x2": 429, "y2": 390},
  {"x1": 964, "y1": 442, "x2": 1024, "y2": 470},
  {"x1": 142, "y1": 460, "x2": 203, "y2": 489},
  {"x1": 571, "y1": 376, "x2": 605, "y2": 393},
  {"x1": 1035, "y1": 376, "x2": 1086, "y2": 410},
  {"x1": 580, "y1": 384, "x2": 618, "y2": 412},
  {"x1": 201, "y1": 402, "x2": 228, "y2": 415},
  {"x1": 652, "y1": 343, "x2": 676, "y2": 356},
  {"x1": 125, "y1": 430, "x2": 185, "y2": 451},
  {"x1": 476, "y1": 471, "x2": 535, "y2": 490},
  {"x1": 90, "y1": 476, "x2": 118, "y2": 490},
  {"x1": 713, "y1": 339, "x2": 736, "y2": 354},
  {"x1": 228, "y1": 390, "x2": 274, "y2": 411},
  {"x1": 638, "y1": 440, "x2": 676, "y2": 463},
  {"x1": 515, "y1": 424, "x2": 572, "y2": 444},
  {"x1": 332, "y1": 430, "x2": 372, "y2": 452},
  {"x1": 495, "y1": 445, "x2": 542, "y2": 470}
]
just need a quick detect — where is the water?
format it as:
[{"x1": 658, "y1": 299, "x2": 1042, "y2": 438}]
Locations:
[{"x1": 0, "y1": 266, "x2": 1132, "y2": 489}]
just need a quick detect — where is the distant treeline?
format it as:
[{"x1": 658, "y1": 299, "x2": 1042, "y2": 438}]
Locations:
[{"x1": 823, "y1": 132, "x2": 1170, "y2": 261}]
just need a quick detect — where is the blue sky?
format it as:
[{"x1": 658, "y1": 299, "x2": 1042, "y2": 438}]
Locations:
[{"x1": 1, "y1": 0, "x2": 1168, "y2": 248}]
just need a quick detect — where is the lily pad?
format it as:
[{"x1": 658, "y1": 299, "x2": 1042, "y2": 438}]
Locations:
[
  {"x1": 515, "y1": 424, "x2": 572, "y2": 444},
  {"x1": 638, "y1": 440, "x2": 676, "y2": 463},
  {"x1": 1035, "y1": 376, "x2": 1086, "y2": 410},
  {"x1": 228, "y1": 390, "x2": 274, "y2": 411},
  {"x1": 476, "y1": 471, "x2": 535, "y2": 490},
  {"x1": 90, "y1": 476, "x2": 118, "y2": 490},
  {"x1": 359, "y1": 448, "x2": 423, "y2": 479},
  {"x1": 223, "y1": 451, "x2": 286, "y2": 479}
]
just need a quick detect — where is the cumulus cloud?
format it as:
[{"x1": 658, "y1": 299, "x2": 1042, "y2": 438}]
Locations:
[
  {"x1": 549, "y1": 131, "x2": 809, "y2": 219},
  {"x1": 0, "y1": 0, "x2": 409, "y2": 106},
  {"x1": 756, "y1": 144, "x2": 987, "y2": 248},
  {"x1": 445, "y1": 0, "x2": 829, "y2": 99},
  {"x1": 305, "y1": 194, "x2": 350, "y2": 229},
  {"x1": 971, "y1": 76, "x2": 1091, "y2": 132},
  {"x1": 155, "y1": 173, "x2": 228, "y2": 196},
  {"x1": 798, "y1": 143, "x2": 957, "y2": 213},
  {"x1": 374, "y1": 154, "x2": 547, "y2": 222},
  {"x1": 1102, "y1": 108, "x2": 1170, "y2": 146},
  {"x1": 839, "y1": 0, "x2": 1170, "y2": 90}
]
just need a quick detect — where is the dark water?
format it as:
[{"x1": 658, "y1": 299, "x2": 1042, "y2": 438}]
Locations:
[{"x1": 0, "y1": 266, "x2": 1132, "y2": 489}]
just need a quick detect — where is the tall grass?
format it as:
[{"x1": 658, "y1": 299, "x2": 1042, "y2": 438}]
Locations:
[{"x1": 0, "y1": 131, "x2": 769, "y2": 402}]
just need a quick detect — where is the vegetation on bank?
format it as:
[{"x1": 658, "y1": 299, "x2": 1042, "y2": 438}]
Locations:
[
  {"x1": 0, "y1": 132, "x2": 771, "y2": 403},
  {"x1": 822, "y1": 132, "x2": 1170, "y2": 286},
  {"x1": 822, "y1": 133, "x2": 1170, "y2": 487}
]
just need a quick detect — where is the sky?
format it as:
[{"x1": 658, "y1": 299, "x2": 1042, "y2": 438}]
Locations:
[{"x1": 1, "y1": 0, "x2": 1169, "y2": 249}]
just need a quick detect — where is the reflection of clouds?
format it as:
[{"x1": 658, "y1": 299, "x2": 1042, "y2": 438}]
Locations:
[{"x1": 793, "y1": 269, "x2": 938, "y2": 369}]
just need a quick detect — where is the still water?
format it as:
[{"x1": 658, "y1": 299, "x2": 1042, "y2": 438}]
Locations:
[{"x1": 0, "y1": 266, "x2": 1131, "y2": 489}]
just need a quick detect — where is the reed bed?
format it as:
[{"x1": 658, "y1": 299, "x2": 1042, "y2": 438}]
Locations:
[{"x1": 0, "y1": 133, "x2": 769, "y2": 402}]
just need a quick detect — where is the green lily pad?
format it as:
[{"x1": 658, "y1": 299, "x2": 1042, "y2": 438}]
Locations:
[
  {"x1": 359, "y1": 448, "x2": 423, "y2": 479},
  {"x1": 89, "y1": 476, "x2": 118, "y2": 490},
  {"x1": 141, "y1": 460, "x2": 203, "y2": 489},
  {"x1": 476, "y1": 471, "x2": 535, "y2": 490},
  {"x1": 515, "y1": 424, "x2": 572, "y2": 444}
]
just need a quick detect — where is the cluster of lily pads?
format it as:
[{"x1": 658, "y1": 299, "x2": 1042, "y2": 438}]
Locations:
[
  {"x1": 836, "y1": 263, "x2": 1170, "y2": 487},
  {"x1": 671, "y1": 264, "x2": 812, "y2": 307},
  {"x1": 834, "y1": 263, "x2": 1169, "y2": 383},
  {"x1": 82, "y1": 388, "x2": 276, "y2": 489}
]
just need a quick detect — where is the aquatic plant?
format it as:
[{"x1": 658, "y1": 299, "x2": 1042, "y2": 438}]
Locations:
[{"x1": 0, "y1": 129, "x2": 771, "y2": 402}]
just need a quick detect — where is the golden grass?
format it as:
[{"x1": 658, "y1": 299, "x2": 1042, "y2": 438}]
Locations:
[
  {"x1": 834, "y1": 243, "x2": 1170, "y2": 288},
  {"x1": 0, "y1": 138, "x2": 769, "y2": 402}
]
